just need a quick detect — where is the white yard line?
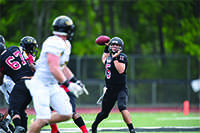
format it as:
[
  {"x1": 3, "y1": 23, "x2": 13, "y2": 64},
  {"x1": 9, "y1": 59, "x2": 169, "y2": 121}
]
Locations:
[
  {"x1": 41, "y1": 127, "x2": 200, "y2": 133},
  {"x1": 60, "y1": 119, "x2": 123, "y2": 124},
  {"x1": 157, "y1": 117, "x2": 200, "y2": 120}
]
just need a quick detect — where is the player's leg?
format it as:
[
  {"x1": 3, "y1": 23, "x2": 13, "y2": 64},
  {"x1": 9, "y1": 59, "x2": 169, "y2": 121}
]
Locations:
[
  {"x1": 27, "y1": 83, "x2": 51, "y2": 133},
  {"x1": 67, "y1": 91, "x2": 88, "y2": 133},
  {"x1": 20, "y1": 111, "x2": 28, "y2": 132},
  {"x1": 72, "y1": 113, "x2": 88, "y2": 133},
  {"x1": 117, "y1": 88, "x2": 136, "y2": 133},
  {"x1": 49, "y1": 107, "x2": 60, "y2": 133},
  {"x1": 49, "y1": 84, "x2": 72, "y2": 123},
  {"x1": 27, "y1": 90, "x2": 72, "y2": 133},
  {"x1": 50, "y1": 123, "x2": 59, "y2": 133},
  {"x1": 9, "y1": 80, "x2": 31, "y2": 133},
  {"x1": 92, "y1": 89, "x2": 118, "y2": 133}
]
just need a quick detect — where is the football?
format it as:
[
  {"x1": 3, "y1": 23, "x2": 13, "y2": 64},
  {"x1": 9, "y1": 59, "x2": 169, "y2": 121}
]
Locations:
[{"x1": 95, "y1": 35, "x2": 110, "y2": 46}]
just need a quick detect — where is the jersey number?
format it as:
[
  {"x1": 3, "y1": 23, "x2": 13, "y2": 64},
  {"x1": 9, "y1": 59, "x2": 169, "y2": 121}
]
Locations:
[
  {"x1": 105, "y1": 64, "x2": 111, "y2": 79},
  {"x1": 6, "y1": 50, "x2": 27, "y2": 70}
]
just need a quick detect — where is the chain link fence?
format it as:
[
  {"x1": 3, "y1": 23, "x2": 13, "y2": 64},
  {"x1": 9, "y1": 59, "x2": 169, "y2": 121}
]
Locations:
[{"x1": 0, "y1": 55, "x2": 199, "y2": 108}]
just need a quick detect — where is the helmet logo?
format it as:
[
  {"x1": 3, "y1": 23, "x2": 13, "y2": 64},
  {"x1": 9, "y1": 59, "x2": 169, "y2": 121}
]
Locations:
[
  {"x1": 112, "y1": 41, "x2": 118, "y2": 44},
  {"x1": 65, "y1": 20, "x2": 73, "y2": 25}
]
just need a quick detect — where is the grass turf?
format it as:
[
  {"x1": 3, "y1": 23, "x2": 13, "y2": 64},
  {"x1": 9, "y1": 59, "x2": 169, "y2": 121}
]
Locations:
[{"x1": 27, "y1": 112, "x2": 200, "y2": 133}]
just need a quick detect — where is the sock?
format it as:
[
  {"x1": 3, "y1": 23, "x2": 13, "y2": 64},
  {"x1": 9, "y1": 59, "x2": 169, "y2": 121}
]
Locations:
[
  {"x1": 127, "y1": 123, "x2": 135, "y2": 133},
  {"x1": 80, "y1": 125, "x2": 88, "y2": 133},
  {"x1": 12, "y1": 118, "x2": 21, "y2": 127},
  {"x1": 50, "y1": 123, "x2": 59, "y2": 133},
  {"x1": 74, "y1": 117, "x2": 85, "y2": 127},
  {"x1": 74, "y1": 117, "x2": 88, "y2": 133}
]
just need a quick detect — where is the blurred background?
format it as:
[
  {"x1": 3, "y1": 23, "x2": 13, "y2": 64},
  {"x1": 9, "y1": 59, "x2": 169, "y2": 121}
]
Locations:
[{"x1": 0, "y1": 0, "x2": 200, "y2": 109}]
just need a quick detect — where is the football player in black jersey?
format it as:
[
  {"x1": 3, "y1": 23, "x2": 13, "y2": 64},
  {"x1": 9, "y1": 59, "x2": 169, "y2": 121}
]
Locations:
[
  {"x1": 0, "y1": 43, "x2": 33, "y2": 133},
  {"x1": 92, "y1": 37, "x2": 136, "y2": 133}
]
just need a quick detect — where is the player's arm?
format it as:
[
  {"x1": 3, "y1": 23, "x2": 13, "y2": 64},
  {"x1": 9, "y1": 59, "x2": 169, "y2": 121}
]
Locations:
[
  {"x1": 102, "y1": 43, "x2": 109, "y2": 64},
  {"x1": 47, "y1": 53, "x2": 66, "y2": 83},
  {"x1": 114, "y1": 60, "x2": 125, "y2": 74},
  {"x1": 62, "y1": 65, "x2": 74, "y2": 80},
  {"x1": 62, "y1": 65, "x2": 89, "y2": 96},
  {"x1": 0, "y1": 72, "x2": 4, "y2": 85},
  {"x1": 113, "y1": 50, "x2": 125, "y2": 74}
]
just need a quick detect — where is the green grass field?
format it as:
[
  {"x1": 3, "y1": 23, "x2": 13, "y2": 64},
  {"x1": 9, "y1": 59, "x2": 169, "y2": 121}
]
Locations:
[{"x1": 27, "y1": 112, "x2": 200, "y2": 133}]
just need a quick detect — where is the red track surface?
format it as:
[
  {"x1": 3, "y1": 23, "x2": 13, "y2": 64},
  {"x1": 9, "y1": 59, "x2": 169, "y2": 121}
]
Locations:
[{"x1": 0, "y1": 107, "x2": 199, "y2": 115}]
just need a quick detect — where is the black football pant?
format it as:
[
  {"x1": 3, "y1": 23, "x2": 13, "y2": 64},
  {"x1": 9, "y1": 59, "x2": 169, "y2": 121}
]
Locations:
[
  {"x1": 92, "y1": 87, "x2": 128, "y2": 127},
  {"x1": 8, "y1": 79, "x2": 32, "y2": 131}
]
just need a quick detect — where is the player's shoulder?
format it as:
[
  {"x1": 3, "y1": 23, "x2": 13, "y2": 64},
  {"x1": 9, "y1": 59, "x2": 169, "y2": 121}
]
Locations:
[
  {"x1": 118, "y1": 53, "x2": 128, "y2": 63},
  {"x1": 7, "y1": 46, "x2": 20, "y2": 51},
  {"x1": 8, "y1": 45, "x2": 19, "y2": 49},
  {"x1": 44, "y1": 36, "x2": 65, "y2": 48},
  {"x1": 119, "y1": 53, "x2": 128, "y2": 59},
  {"x1": 46, "y1": 36, "x2": 64, "y2": 44},
  {"x1": 3, "y1": 46, "x2": 19, "y2": 55}
]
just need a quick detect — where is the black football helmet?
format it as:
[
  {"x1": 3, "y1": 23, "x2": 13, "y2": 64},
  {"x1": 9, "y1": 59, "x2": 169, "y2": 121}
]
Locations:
[
  {"x1": 0, "y1": 42, "x2": 6, "y2": 54},
  {"x1": 109, "y1": 37, "x2": 124, "y2": 53},
  {"x1": 0, "y1": 35, "x2": 5, "y2": 44},
  {"x1": 52, "y1": 15, "x2": 75, "y2": 41},
  {"x1": 20, "y1": 36, "x2": 38, "y2": 56}
]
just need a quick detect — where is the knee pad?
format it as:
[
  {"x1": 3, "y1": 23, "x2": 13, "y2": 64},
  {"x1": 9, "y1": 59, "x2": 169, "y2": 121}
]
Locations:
[
  {"x1": 8, "y1": 110, "x2": 20, "y2": 119},
  {"x1": 118, "y1": 104, "x2": 127, "y2": 112}
]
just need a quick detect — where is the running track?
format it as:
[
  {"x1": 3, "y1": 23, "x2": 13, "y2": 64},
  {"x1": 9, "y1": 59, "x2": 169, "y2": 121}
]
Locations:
[{"x1": 0, "y1": 107, "x2": 199, "y2": 115}]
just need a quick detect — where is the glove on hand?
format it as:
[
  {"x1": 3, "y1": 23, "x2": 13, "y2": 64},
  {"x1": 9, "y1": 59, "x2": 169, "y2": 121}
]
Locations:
[
  {"x1": 76, "y1": 80, "x2": 89, "y2": 95},
  {"x1": 67, "y1": 82, "x2": 84, "y2": 98}
]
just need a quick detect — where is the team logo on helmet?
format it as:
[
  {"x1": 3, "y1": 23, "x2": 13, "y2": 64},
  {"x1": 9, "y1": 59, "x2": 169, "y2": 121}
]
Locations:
[{"x1": 52, "y1": 15, "x2": 75, "y2": 41}]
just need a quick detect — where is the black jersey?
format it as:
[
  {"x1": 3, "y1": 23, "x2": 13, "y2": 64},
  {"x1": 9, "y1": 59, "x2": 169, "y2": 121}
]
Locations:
[
  {"x1": 0, "y1": 46, "x2": 33, "y2": 82},
  {"x1": 105, "y1": 53, "x2": 128, "y2": 89}
]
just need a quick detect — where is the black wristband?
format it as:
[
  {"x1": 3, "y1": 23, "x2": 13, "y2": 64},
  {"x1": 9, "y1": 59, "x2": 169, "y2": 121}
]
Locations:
[
  {"x1": 61, "y1": 80, "x2": 69, "y2": 87},
  {"x1": 104, "y1": 46, "x2": 109, "y2": 53},
  {"x1": 69, "y1": 77, "x2": 78, "y2": 83}
]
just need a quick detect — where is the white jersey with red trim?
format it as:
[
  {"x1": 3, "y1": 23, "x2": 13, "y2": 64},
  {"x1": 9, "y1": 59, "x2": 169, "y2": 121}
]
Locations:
[{"x1": 34, "y1": 35, "x2": 71, "y2": 84}]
